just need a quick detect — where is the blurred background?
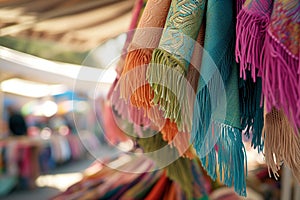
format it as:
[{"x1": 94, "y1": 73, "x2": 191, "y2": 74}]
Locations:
[{"x1": 0, "y1": 0, "x2": 133, "y2": 199}]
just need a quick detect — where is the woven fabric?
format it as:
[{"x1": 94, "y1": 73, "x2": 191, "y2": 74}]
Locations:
[
  {"x1": 192, "y1": 0, "x2": 247, "y2": 196},
  {"x1": 146, "y1": 0, "x2": 206, "y2": 131},
  {"x1": 236, "y1": 0, "x2": 300, "y2": 129}
]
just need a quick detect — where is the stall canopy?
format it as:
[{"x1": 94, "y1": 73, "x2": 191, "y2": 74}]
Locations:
[{"x1": 0, "y1": 0, "x2": 135, "y2": 52}]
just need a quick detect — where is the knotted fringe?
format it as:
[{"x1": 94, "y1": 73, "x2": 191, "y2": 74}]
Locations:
[
  {"x1": 263, "y1": 108, "x2": 300, "y2": 183},
  {"x1": 111, "y1": 80, "x2": 130, "y2": 121},
  {"x1": 192, "y1": 119, "x2": 247, "y2": 196},
  {"x1": 239, "y1": 74, "x2": 264, "y2": 152},
  {"x1": 235, "y1": 4, "x2": 272, "y2": 80},
  {"x1": 262, "y1": 32, "x2": 300, "y2": 130},
  {"x1": 147, "y1": 48, "x2": 190, "y2": 132}
]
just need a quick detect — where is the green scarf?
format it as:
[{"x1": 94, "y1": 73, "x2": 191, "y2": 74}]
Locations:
[{"x1": 146, "y1": 0, "x2": 206, "y2": 132}]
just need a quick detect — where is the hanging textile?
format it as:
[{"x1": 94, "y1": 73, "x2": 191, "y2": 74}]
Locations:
[
  {"x1": 118, "y1": 0, "x2": 171, "y2": 113},
  {"x1": 160, "y1": 23, "x2": 205, "y2": 159},
  {"x1": 236, "y1": 0, "x2": 300, "y2": 129},
  {"x1": 236, "y1": 0, "x2": 300, "y2": 183},
  {"x1": 105, "y1": 0, "x2": 300, "y2": 197},
  {"x1": 109, "y1": 0, "x2": 159, "y2": 137},
  {"x1": 192, "y1": 0, "x2": 247, "y2": 196},
  {"x1": 146, "y1": 0, "x2": 206, "y2": 132}
]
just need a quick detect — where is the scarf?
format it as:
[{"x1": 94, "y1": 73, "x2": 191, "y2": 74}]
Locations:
[
  {"x1": 236, "y1": 0, "x2": 300, "y2": 129},
  {"x1": 115, "y1": 0, "x2": 145, "y2": 78},
  {"x1": 147, "y1": 0, "x2": 206, "y2": 132},
  {"x1": 160, "y1": 23, "x2": 206, "y2": 159},
  {"x1": 191, "y1": 0, "x2": 247, "y2": 196},
  {"x1": 110, "y1": 0, "x2": 164, "y2": 137},
  {"x1": 118, "y1": 0, "x2": 171, "y2": 111}
]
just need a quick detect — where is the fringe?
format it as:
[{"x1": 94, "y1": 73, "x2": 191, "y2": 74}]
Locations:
[
  {"x1": 118, "y1": 48, "x2": 162, "y2": 127},
  {"x1": 239, "y1": 74, "x2": 264, "y2": 152},
  {"x1": 111, "y1": 79, "x2": 153, "y2": 137},
  {"x1": 147, "y1": 48, "x2": 190, "y2": 132},
  {"x1": 119, "y1": 48, "x2": 153, "y2": 104},
  {"x1": 130, "y1": 84, "x2": 153, "y2": 109},
  {"x1": 262, "y1": 108, "x2": 300, "y2": 183},
  {"x1": 262, "y1": 31, "x2": 300, "y2": 130},
  {"x1": 120, "y1": 48, "x2": 155, "y2": 110},
  {"x1": 192, "y1": 81, "x2": 247, "y2": 196},
  {"x1": 235, "y1": 8, "x2": 270, "y2": 81},
  {"x1": 191, "y1": 119, "x2": 247, "y2": 196}
]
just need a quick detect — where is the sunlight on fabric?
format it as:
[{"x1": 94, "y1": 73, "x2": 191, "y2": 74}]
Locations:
[{"x1": 35, "y1": 173, "x2": 83, "y2": 191}]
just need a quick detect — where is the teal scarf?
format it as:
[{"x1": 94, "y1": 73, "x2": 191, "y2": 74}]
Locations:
[{"x1": 191, "y1": 0, "x2": 247, "y2": 196}]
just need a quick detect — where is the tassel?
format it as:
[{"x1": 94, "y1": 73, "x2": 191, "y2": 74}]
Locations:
[
  {"x1": 111, "y1": 79, "x2": 155, "y2": 137},
  {"x1": 161, "y1": 119, "x2": 178, "y2": 143},
  {"x1": 262, "y1": 108, "x2": 300, "y2": 183},
  {"x1": 235, "y1": 0, "x2": 274, "y2": 80}
]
